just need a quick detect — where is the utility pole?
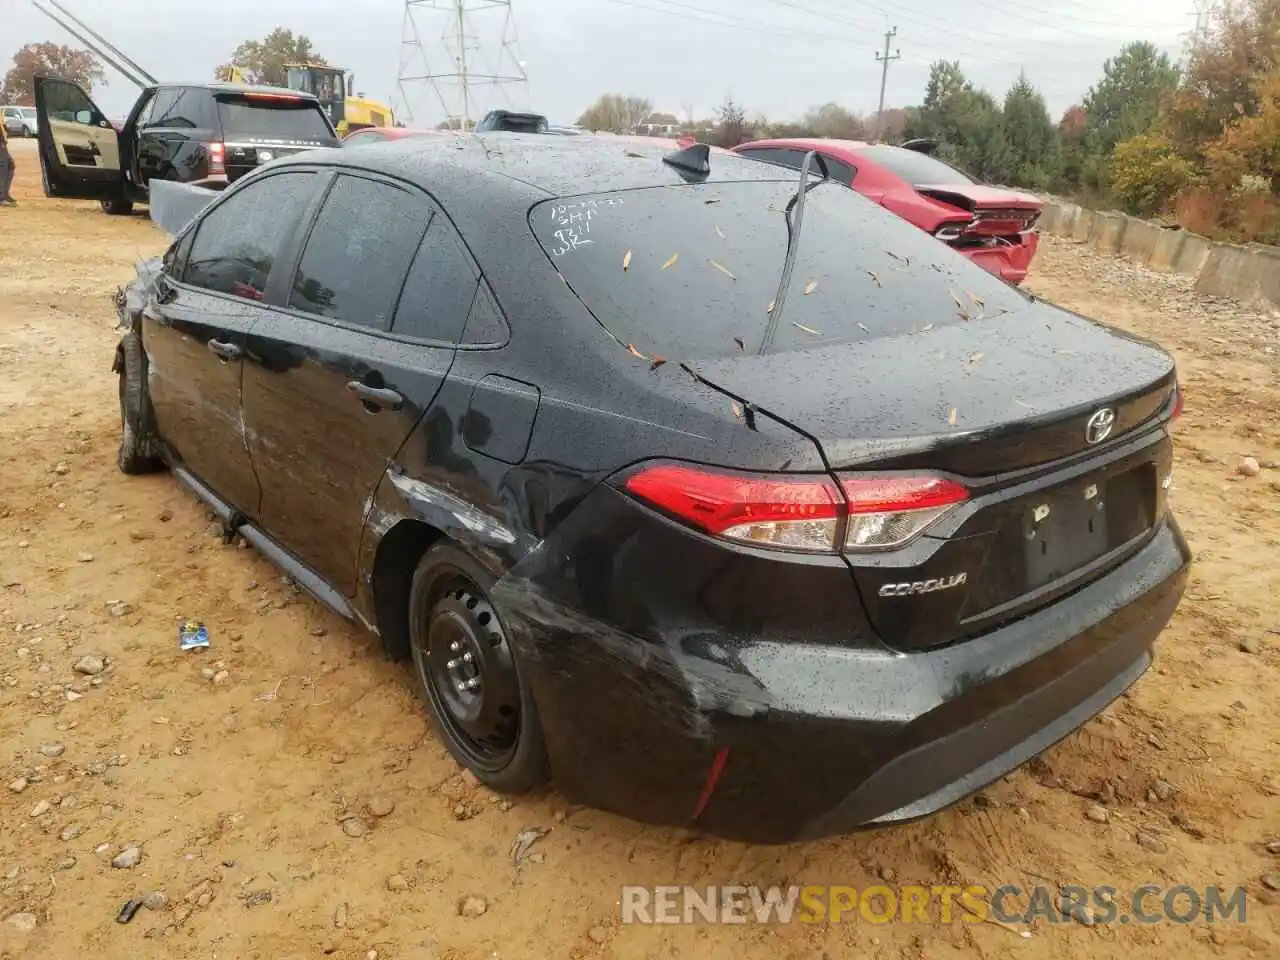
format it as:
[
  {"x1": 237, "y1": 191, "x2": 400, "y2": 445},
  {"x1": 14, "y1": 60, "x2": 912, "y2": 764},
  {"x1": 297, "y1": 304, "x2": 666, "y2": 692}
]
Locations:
[{"x1": 874, "y1": 25, "x2": 900, "y2": 141}]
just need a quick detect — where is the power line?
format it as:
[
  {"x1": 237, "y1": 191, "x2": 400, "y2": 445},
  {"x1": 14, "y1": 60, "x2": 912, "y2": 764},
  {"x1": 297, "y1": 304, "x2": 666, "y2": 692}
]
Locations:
[{"x1": 598, "y1": 0, "x2": 875, "y2": 47}]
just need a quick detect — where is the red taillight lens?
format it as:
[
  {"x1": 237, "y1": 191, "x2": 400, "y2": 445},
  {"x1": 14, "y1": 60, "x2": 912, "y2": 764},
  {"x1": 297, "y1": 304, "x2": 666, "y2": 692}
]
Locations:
[
  {"x1": 1171, "y1": 384, "x2": 1184, "y2": 422},
  {"x1": 208, "y1": 141, "x2": 226, "y2": 176},
  {"x1": 840, "y1": 475, "x2": 969, "y2": 551},
  {"x1": 624, "y1": 464, "x2": 843, "y2": 552},
  {"x1": 621, "y1": 464, "x2": 968, "y2": 554}
]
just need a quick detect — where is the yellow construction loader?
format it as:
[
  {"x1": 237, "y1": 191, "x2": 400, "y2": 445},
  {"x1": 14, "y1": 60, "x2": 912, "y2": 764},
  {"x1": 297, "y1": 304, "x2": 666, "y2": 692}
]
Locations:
[
  {"x1": 214, "y1": 63, "x2": 394, "y2": 136},
  {"x1": 283, "y1": 64, "x2": 395, "y2": 136}
]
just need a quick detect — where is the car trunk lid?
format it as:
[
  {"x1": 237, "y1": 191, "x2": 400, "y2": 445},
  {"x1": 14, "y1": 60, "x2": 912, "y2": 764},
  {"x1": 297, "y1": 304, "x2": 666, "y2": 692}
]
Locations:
[
  {"x1": 916, "y1": 183, "x2": 1042, "y2": 240},
  {"x1": 689, "y1": 302, "x2": 1176, "y2": 650}
]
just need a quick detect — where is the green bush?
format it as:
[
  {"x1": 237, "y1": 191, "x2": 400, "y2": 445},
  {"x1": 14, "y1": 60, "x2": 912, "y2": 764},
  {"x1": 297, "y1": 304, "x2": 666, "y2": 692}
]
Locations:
[{"x1": 1108, "y1": 134, "x2": 1199, "y2": 216}]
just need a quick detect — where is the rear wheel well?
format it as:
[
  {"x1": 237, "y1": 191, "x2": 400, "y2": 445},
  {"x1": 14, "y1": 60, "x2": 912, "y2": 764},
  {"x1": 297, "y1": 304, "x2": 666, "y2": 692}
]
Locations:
[{"x1": 372, "y1": 519, "x2": 444, "y2": 660}]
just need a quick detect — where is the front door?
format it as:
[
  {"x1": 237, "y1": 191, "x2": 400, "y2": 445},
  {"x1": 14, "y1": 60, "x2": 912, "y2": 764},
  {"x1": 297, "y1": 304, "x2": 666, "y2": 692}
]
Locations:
[
  {"x1": 33, "y1": 76, "x2": 124, "y2": 201},
  {"x1": 241, "y1": 171, "x2": 479, "y2": 594},
  {"x1": 144, "y1": 169, "x2": 323, "y2": 516}
]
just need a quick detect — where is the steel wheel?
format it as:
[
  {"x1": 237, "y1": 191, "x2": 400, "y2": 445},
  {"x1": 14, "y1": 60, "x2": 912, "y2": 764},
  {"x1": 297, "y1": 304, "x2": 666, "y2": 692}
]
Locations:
[{"x1": 413, "y1": 575, "x2": 522, "y2": 772}]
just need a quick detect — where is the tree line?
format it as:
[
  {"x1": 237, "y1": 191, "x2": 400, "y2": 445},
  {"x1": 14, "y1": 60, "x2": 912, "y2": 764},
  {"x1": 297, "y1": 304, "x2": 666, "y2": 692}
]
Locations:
[
  {"x1": 6, "y1": 2, "x2": 1276, "y2": 243},
  {"x1": 578, "y1": 0, "x2": 1279, "y2": 244}
]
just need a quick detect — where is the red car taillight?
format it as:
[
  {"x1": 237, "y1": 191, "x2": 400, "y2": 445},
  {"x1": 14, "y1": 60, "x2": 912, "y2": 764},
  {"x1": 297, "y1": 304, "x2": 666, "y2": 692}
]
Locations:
[
  {"x1": 208, "y1": 141, "x2": 226, "y2": 176},
  {"x1": 622, "y1": 463, "x2": 968, "y2": 554},
  {"x1": 1171, "y1": 383, "x2": 1184, "y2": 425}
]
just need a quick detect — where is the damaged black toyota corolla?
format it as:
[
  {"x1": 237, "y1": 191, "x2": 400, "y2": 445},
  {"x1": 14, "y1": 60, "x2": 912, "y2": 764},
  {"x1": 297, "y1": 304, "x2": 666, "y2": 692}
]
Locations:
[{"x1": 112, "y1": 134, "x2": 1190, "y2": 843}]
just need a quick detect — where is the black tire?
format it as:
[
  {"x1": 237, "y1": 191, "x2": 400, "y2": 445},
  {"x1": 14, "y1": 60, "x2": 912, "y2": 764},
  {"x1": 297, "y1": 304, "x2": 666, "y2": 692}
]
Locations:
[
  {"x1": 408, "y1": 543, "x2": 549, "y2": 793},
  {"x1": 21, "y1": 125, "x2": 32, "y2": 138},
  {"x1": 116, "y1": 333, "x2": 164, "y2": 475},
  {"x1": 101, "y1": 195, "x2": 134, "y2": 216}
]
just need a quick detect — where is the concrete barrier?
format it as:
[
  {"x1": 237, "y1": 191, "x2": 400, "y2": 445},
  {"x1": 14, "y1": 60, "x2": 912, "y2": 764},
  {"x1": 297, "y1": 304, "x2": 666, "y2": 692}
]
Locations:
[
  {"x1": 1196, "y1": 242, "x2": 1280, "y2": 307},
  {"x1": 1173, "y1": 232, "x2": 1214, "y2": 275},
  {"x1": 1118, "y1": 217, "x2": 1160, "y2": 266},
  {"x1": 1147, "y1": 229, "x2": 1187, "y2": 273},
  {"x1": 1070, "y1": 209, "x2": 1097, "y2": 243},
  {"x1": 1088, "y1": 213, "x2": 1128, "y2": 255},
  {"x1": 1033, "y1": 195, "x2": 1279, "y2": 310}
]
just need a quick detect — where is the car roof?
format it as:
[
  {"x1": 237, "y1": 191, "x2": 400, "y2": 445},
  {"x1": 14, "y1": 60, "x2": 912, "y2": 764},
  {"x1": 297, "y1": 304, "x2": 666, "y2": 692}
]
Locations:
[
  {"x1": 346, "y1": 127, "x2": 448, "y2": 140},
  {"x1": 737, "y1": 137, "x2": 881, "y2": 154},
  {"x1": 299, "y1": 133, "x2": 791, "y2": 202},
  {"x1": 157, "y1": 82, "x2": 321, "y2": 103}
]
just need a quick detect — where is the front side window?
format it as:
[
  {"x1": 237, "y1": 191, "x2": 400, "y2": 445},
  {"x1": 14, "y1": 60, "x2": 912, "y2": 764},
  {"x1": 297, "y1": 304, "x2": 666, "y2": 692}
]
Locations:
[
  {"x1": 182, "y1": 171, "x2": 317, "y2": 300},
  {"x1": 289, "y1": 174, "x2": 432, "y2": 329},
  {"x1": 41, "y1": 80, "x2": 104, "y2": 126}
]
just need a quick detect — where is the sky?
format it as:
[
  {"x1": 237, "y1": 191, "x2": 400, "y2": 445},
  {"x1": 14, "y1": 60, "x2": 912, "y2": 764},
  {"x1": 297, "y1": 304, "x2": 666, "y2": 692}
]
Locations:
[{"x1": 2, "y1": 0, "x2": 1198, "y2": 126}]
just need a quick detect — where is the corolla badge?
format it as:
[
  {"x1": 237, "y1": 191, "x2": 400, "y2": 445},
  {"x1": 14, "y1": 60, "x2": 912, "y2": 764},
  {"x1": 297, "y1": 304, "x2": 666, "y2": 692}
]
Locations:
[
  {"x1": 878, "y1": 573, "x2": 967, "y2": 598},
  {"x1": 1085, "y1": 407, "x2": 1116, "y2": 445}
]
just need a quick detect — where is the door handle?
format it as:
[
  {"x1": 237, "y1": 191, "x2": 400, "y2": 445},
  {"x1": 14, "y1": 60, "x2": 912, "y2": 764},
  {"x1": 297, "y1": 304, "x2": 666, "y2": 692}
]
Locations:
[
  {"x1": 346, "y1": 380, "x2": 403, "y2": 411},
  {"x1": 207, "y1": 339, "x2": 243, "y2": 361}
]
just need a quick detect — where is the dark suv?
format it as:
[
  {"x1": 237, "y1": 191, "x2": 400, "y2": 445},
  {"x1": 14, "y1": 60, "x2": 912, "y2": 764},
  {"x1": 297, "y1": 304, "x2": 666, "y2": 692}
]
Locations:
[{"x1": 34, "y1": 76, "x2": 340, "y2": 214}]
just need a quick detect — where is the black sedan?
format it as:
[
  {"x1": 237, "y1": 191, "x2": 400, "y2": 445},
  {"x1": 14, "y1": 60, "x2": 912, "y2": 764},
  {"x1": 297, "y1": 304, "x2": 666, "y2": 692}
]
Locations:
[{"x1": 112, "y1": 134, "x2": 1190, "y2": 843}]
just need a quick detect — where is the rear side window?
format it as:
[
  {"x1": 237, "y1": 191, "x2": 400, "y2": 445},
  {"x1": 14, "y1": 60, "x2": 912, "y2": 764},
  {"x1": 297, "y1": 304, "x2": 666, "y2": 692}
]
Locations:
[
  {"x1": 183, "y1": 171, "x2": 316, "y2": 300},
  {"x1": 530, "y1": 182, "x2": 1026, "y2": 361},
  {"x1": 857, "y1": 145, "x2": 975, "y2": 186},
  {"x1": 146, "y1": 88, "x2": 217, "y2": 129},
  {"x1": 391, "y1": 219, "x2": 479, "y2": 342},
  {"x1": 289, "y1": 174, "x2": 431, "y2": 330},
  {"x1": 740, "y1": 148, "x2": 854, "y2": 186},
  {"x1": 216, "y1": 95, "x2": 335, "y2": 140}
]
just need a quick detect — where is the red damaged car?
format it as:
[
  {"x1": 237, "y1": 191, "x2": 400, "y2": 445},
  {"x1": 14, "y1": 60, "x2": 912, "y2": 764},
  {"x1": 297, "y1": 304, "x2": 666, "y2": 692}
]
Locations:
[{"x1": 732, "y1": 138, "x2": 1042, "y2": 285}]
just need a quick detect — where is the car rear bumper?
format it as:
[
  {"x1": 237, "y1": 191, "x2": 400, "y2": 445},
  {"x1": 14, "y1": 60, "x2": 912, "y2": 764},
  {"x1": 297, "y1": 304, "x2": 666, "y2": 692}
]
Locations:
[
  {"x1": 494, "y1": 487, "x2": 1190, "y2": 844},
  {"x1": 962, "y1": 231, "x2": 1040, "y2": 285}
]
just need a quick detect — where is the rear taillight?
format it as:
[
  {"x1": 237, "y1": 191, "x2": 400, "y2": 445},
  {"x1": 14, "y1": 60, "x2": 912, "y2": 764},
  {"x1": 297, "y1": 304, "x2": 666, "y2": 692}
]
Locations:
[
  {"x1": 208, "y1": 141, "x2": 226, "y2": 176},
  {"x1": 621, "y1": 464, "x2": 968, "y2": 554},
  {"x1": 623, "y1": 464, "x2": 843, "y2": 552},
  {"x1": 839, "y1": 475, "x2": 969, "y2": 551},
  {"x1": 1170, "y1": 383, "x2": 1184, "y2": 426}
]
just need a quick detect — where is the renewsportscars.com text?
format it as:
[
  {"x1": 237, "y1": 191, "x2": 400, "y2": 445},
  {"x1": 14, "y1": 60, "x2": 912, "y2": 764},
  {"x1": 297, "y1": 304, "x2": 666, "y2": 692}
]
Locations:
[{"x1": 620, "y1": 884, "x2": 1250, "y2": 926}]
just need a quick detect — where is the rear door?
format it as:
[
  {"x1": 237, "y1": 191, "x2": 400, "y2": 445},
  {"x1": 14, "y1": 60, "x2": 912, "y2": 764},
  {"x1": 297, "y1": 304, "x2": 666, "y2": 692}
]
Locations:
[
  {"x1": 144, "y1": 169, "x2": 323, "y2": 515},
  {"x1": 33, "y1": 76, "x2": 125, "y2": 200},
  {"x1": 241, "y1": 171, "x2": 478, "y2": 594},
  {"x1": 133, "y1": 86, "x2": 221, "y2": 189}
]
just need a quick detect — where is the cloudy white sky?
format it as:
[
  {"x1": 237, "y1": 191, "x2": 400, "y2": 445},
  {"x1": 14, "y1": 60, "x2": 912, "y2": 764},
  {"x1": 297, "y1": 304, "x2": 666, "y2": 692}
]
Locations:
[{"x1": 4, "y1": 0, "x2": 1196, "y2": 125}]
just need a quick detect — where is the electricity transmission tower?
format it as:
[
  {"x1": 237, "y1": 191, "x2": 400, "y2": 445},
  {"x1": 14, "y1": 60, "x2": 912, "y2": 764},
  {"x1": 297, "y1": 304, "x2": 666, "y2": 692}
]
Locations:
[
  {"x1": 397, "y1": 0, "x2": 529, "y2": 130},
  {"x1": 874, "y1": 25, "x2": 900, "y2": 140},
  {"x1": 1189, "y1": 0, "x2": 1217, "y2": 45}
]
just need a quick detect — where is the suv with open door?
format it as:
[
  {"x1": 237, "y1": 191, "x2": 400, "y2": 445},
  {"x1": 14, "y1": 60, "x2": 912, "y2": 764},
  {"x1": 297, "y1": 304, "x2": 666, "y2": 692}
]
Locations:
[{"x1": 34, "y1": 75, "x2": 340, "y2": 215}]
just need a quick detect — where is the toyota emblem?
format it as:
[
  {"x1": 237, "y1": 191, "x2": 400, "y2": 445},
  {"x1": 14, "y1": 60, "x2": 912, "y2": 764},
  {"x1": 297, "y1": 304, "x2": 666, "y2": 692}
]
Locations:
[{"x1": 1085, "y1": 407, "x2": 1116, "y2": 445}]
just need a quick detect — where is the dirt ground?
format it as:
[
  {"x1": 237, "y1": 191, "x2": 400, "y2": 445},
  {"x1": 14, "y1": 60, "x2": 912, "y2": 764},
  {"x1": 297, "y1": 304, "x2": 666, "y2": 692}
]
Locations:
[{"x1": 1, "y1": 136, "x2": 1277, "y2": 960}]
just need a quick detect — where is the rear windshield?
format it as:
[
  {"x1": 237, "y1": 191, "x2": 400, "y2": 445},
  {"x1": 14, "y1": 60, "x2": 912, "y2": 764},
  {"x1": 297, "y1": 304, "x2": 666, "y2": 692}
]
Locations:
[
  {"x1": 530, "y1": 180, "x2": 1026, "y2": 361},
  {"x1": 857, "y1": 145, "x2": 975, "y2": 186},
  {"x1": 216, "y1": 97, "x2": 334, "y2": 141}
]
